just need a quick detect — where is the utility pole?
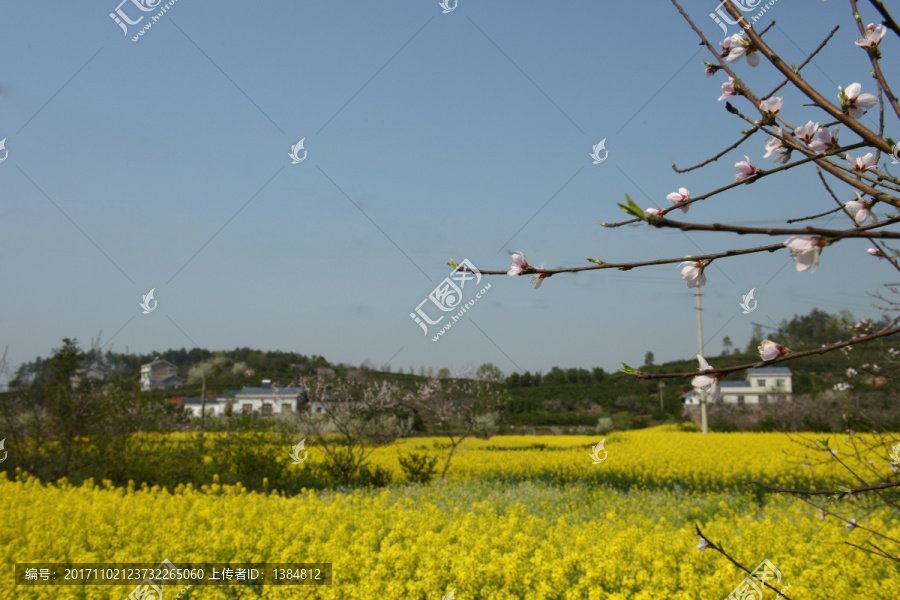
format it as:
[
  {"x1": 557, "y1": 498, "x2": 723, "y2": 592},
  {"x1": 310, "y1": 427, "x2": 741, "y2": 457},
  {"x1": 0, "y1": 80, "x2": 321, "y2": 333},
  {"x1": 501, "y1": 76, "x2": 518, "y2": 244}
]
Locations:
[
  {"x1": 200, "y1": 373, "x2": 206, "y2": 442},
  {"x1": 697, "y1": 286, "x2": 708, "y2": 435},
  {"x1": 659, "y1": 380, "x2": 665, "y2": 410}
]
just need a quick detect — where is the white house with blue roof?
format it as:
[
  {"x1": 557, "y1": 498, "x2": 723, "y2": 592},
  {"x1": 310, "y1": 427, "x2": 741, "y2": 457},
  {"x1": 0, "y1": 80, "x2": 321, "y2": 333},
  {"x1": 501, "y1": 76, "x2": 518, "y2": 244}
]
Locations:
[
  {"x1": 220, "y1": 380, "x2": 306, "y2": 416},
  {"x1": 684, "y1": 367, "x2": 791, "y2": 406}
]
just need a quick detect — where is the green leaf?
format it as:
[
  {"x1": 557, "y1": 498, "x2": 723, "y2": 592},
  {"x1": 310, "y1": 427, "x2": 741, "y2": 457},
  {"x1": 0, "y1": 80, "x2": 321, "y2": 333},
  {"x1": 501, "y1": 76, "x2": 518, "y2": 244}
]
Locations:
[
  {"x1": 617, "y1": 194, "x2": 645, "y2": 220},
  {"x1": 447, "y1": 259, "x2": 459, "y2": 269},
  {"x1": 587, "y1": 258, "x2": 604, "y2": 265},
  {"x1": 619, "y1": 363, "x2": 638, "y2": 376},
  {"x1": 887, "y1": 137, "x2": 896, "y2": 148}
]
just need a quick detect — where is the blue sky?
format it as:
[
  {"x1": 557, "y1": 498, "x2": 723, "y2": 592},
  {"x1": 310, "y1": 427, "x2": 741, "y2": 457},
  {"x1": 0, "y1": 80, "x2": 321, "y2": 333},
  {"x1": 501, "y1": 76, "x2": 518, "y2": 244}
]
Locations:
[{"x1": 1, "y1": 0, "x2": 896, "y2": 381}]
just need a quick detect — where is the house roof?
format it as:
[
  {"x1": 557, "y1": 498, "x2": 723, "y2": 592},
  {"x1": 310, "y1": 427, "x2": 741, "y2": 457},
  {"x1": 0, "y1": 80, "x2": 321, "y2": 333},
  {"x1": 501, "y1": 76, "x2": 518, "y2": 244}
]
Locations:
[
  {"x1": 142, "y1": 359, "x2": 178, "y2": 369},
  {"x1": 182, "y1": 397, "x2": 225, "y2": 405},
  {"x1": 747, "y1": 367, "x2": 791, "y2": 375},
  {"x1": 235, "y1": 386, "x2": 303, "y2": 397},
  {"x1": 721, "y1": 381, "x2": 752, "y2": 388}
]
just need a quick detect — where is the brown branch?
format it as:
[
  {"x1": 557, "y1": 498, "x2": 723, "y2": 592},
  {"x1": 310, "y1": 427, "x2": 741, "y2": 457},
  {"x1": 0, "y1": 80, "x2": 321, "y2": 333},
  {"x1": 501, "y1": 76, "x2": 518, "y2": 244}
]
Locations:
[
  {"x1": 750, "y1": 480, "x2": 900, "y2": 495},
  {"x1": 763, "y1": 26, "x2": 840, "y2": 100},
  {"x1": 786, "y1": 206, "x2": 843, "y2": 223},
  {"x1": 628, "y1": 325, "x2": 900, "y2": 380},
  {"x1": 463, "y1": 243, "x2": 785, "y2": 276},
  {"x1": 672, "y1": 128, "x2": 756, "y2": 173},
  {"x1": 850, "y1": 0, "x2": 900, "y2": 122},
  {"x1": 816, "y1": 168, "x2": 900, "y2": 274},
  {"x1": 695, "y1": 526, "x2": 795, "y2": 600},
  {"x1": 603, "y1": 139, "x2": 886, "y2": 229},
  {"x1": 868, "y1": 0, "x2": 900, "y2": 39},
  {"x1": 725, "y1": 1, "x2": 892, "y2": 154},
  {"x1": 645, "y1": 215, "x2": 900, "y2": 239},
  {"x1": 722, "y1": 105, "x2": 900, "y2": 209}
]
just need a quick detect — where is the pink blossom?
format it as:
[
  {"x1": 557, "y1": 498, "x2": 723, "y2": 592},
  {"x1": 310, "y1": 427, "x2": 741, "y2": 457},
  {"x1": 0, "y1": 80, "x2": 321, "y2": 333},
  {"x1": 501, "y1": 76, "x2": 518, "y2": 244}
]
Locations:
[
  {"x1": 697, "y1": 538, "x2": 711, "y2": 550},
  {"x1": 718, "y1": 77, "x2": 741, "y2": 101},
  {"x1": 508, "y1": 252, "x2": 530, "y2": 276},
  {"x1": 868, "y1": 247, "x2": 884, "y2": 258},
  {"x1": 531, "y1": 273, "x2": 547, "y2": 289},
  {"x1": 848, "y1": 153, "x2": 875, "y2": 173},
  {"x1": 644, "y1": 208, "x2": 662, "y2": 217},
  {"x1": 735, "y1": 155, "x2": 759, "y2": 182},
  {"x1": 758, "y1": 339, "x2": 789, "y2": 362},
  {"x1": 666, "y1": 188, "x2": 691, "y2": 214},
  {"x1": 839, "y1": 83, "x2": 878, "y2": 118},
  {"x1": 845, "y1": 193, "x2": 877, "y2": 225},
  {"x1": 794, "y1": 121, "x2": 819, "y2": 144},
  {"x1": 726, "y1": 32, "x2": 760, "y2": 67},
  {"x1": 758, "y1": 96, "x2": 783, "y2": 119},
  {"x1": 889, "y1": 348, "x2": 899, "y2": 358},
  {"x1": 679, "y1": 260, "x2": 707, "y2": 288},
  {"x1": 809, "y1": 125, "x2": 840, "y2": 154},
  {"x1": 692, "y1": 355, "x2": 721, "y2": 402},
  {"x1": 846, "y1": 518, "x2": 857, "y2": 531},
  {"x1": 855, "y1": 24, "x2": 886, "y2": 50},
  {"x1": 784, "y1": 236, "x2": 825, "y2": 273},
  {"x1": 846, "y1": 368, "x2": 858, "y2": 378},
  {"x1": 818, "y1": 509, "x2": 826, "y2": 521},
  {"x1": 834, "y1": 382, "x2": 852, "y2": 391},
  {"x1": 719, "y1": 37, "x2": 734, "y2": 56},
  {"x1": 703, "y1": 62, "x2": 720, "y2": 77},
  {"x1": 764, "y1": 127, "x2": 790, "y2": 164}
]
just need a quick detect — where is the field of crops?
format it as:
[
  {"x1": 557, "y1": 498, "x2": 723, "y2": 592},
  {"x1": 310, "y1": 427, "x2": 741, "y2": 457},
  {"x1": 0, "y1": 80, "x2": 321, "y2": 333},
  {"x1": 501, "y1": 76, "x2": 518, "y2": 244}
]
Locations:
[{"x1": 3, "y1": 427, "x2": 900, "y2": 599}]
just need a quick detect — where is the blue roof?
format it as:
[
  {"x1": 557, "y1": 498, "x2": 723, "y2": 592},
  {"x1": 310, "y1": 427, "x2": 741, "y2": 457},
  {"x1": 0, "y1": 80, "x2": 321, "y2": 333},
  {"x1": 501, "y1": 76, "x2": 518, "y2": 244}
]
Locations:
[
  {"x1": 720, "y1": 381, "x2": 751, "y2": 388},
  {"x1": 182, "y1": 397, "x2": 226, "y2": 405},
  {"x1": 236, "y1": 386, "x2": 304, "y2": 396},
  {"x1": 747, "y1": 367, "x2": 791, "y2": 374}
]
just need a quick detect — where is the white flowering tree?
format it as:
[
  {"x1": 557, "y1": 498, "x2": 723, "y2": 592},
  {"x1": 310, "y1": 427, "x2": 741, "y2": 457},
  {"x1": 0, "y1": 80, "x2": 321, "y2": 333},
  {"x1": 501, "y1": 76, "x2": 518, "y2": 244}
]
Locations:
[
  {"x1": 409, "y1": 376, "x2": 505, "y2": 479},
  {"x1": 295, "y1": 376, "x2": 414, "y2": 485},
  {"x1": 459, "y1": 0, "x2": 900, "y2": 585}
]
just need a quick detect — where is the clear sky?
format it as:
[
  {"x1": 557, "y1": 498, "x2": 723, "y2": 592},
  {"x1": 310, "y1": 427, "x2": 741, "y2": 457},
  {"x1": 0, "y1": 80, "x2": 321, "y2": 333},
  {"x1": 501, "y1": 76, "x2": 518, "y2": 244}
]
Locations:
[{"x1": 1, "y1": 0, "x2": 896, "y2": 381}]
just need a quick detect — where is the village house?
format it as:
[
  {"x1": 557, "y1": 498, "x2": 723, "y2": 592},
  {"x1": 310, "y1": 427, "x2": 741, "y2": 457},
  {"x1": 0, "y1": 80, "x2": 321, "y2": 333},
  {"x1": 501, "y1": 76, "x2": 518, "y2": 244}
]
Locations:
[
  {"x1": 683, "y1": 367, "x2": 792, "y2": 406},
  {"x1": 70, "y1": 367, "x2": 107, "y2": 386},
  {"x1": 140, "y1": 359, "x2": 184, "y2": 391},
  {"x1": 225, "y1": 379, "x2": 305, "y2": 416}
]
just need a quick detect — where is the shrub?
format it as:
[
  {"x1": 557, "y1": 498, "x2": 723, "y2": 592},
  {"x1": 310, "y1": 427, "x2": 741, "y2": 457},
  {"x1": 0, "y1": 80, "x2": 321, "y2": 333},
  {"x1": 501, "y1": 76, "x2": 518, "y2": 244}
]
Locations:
[{"x1": 398, "y1": 451, "x2": 439, "y2": 484}]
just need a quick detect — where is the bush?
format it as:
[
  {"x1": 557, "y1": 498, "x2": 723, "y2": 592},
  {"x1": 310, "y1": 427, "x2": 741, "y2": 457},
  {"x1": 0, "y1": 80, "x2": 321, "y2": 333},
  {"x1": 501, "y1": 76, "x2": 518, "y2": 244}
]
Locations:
[
  {"x1": 398, "y1": 451, "x2": 439, "y2": 484},
  {"x1": 596, "y1": 417, "x2": 614, "y2": 435},
  {"x1": 355, "y1": 464, "x2": 393, "y2": 488},
  {"x1": 709, "y1": 416, "x2": 738, "y2": 432}
]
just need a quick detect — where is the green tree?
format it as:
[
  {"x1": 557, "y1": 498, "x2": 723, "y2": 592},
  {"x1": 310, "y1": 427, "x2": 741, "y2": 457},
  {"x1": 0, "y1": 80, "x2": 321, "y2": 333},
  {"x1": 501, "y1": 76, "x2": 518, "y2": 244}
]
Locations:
[
  {"x1": 476, "y1": 362, "x2": 504, "y2": 382},
  {"x1": 644, "y1": 351, "x2": 655, "y2": 366}
]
